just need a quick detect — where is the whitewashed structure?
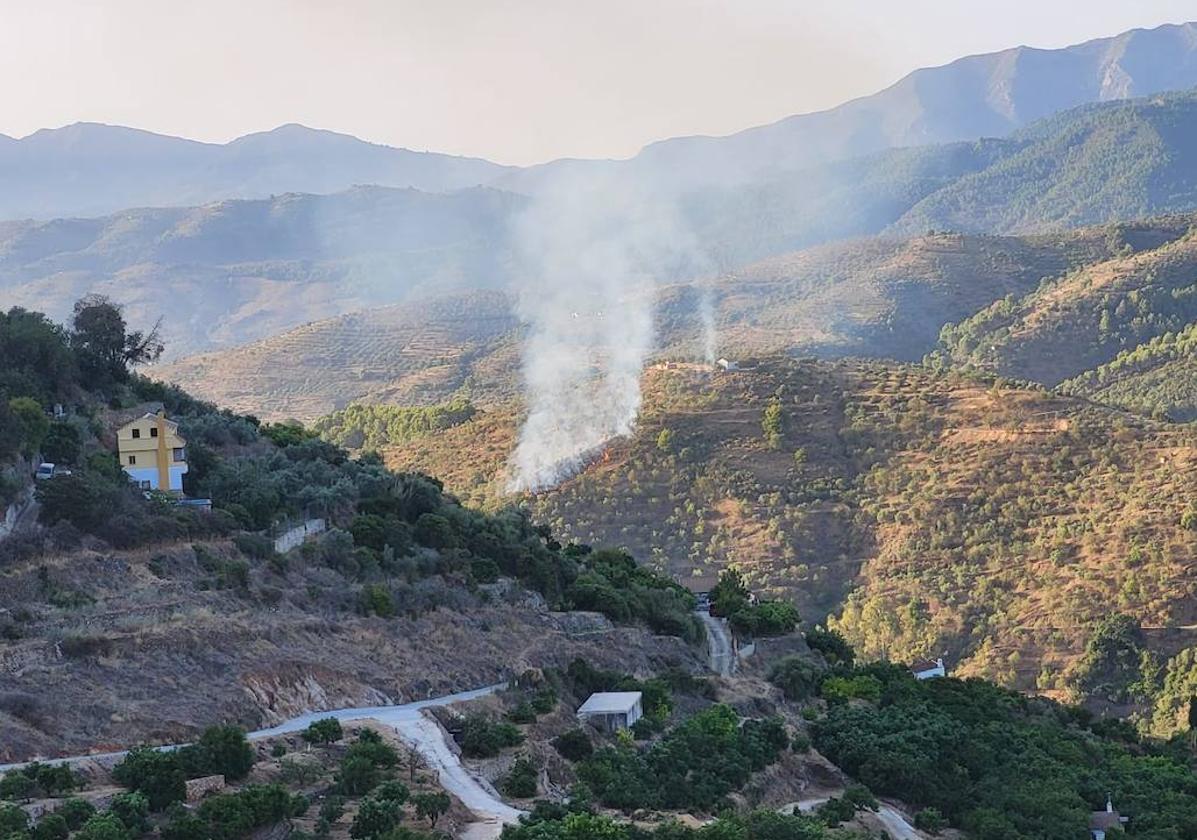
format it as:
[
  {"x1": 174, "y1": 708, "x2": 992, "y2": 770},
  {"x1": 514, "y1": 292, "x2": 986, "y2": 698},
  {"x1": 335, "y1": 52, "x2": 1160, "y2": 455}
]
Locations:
[
  {"x1": 910, "y1": 657, "x2": 946, "y2": 680},
  {"x1": 576, "y1": 691, "x2": 643, "y2": 732}
]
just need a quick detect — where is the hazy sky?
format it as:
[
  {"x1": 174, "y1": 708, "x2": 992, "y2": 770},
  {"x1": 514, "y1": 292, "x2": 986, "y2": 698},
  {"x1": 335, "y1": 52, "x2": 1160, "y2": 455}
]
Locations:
[{"x1": 3, "y1": 0, "x2": 1196, "y2": 165}]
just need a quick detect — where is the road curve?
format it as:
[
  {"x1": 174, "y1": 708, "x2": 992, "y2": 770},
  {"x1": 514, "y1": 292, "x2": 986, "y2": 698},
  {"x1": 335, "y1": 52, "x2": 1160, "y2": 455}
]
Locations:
[
  {"x1": 2, "y1": 684, "x2": 524, "y2": 840},
  {"x1": 784, "y1": 797, "x2": 922, "y2": 839}
]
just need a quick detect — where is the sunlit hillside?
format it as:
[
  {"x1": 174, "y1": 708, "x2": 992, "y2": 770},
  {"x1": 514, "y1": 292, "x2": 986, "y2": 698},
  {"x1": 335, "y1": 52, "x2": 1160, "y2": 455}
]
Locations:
[{"x1": 386, "y1": 358, "x2": 1197, "y2": 695}]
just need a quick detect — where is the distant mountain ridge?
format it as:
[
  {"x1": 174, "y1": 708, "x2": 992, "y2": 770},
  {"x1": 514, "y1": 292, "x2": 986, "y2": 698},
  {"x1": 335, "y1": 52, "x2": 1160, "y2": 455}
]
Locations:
[
  {"x1": 4, "y1": 21, "x2": 1197, "y2": 220},
  {"x1": 501, "y1": 20, "x2": 1197, "y2": 192},
  {"x1": 0, "y1": 122, "x2": 515, "y2": 219}
]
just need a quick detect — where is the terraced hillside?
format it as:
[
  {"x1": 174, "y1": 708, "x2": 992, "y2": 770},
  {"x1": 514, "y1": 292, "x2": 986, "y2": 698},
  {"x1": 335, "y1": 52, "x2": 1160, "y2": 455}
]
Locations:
[
  {"x1": 150, "y1": 291, "x2": 522, "y2": 420},
  {"x1": 930, "y1": 217, "x2": 1197, "y2": 398},
  {"x1": 385, "y1": 358, "x2": 1197, "y2": 695},
  {"x1": 160, "y1": 226, "x2": 1130, "y2": 420}
]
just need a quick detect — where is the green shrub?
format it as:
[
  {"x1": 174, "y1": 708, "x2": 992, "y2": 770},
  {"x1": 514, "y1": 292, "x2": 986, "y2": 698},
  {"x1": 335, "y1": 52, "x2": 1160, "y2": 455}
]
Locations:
[
  {"x1": 112, "y1": 747, "x2": 187, "y2": 810},
  {"x1": 57, "y1": 798, "x2": 97, "y2": 830},
  {"x1": 914, "y1": 807, "x2": 947, "y2": 833},
  {"x1": 500, "y1": 757, "x2": 538, "y2": 799},
  {"x1": 768, "y1": 656, "x2": 823, "y2": 701},
  {"x1": 178, "y1": 724, "x2": 255, "y2": 781},
  {"x1": 820, "y1": 675, "x2": 882, "y2": 704},
  {"x1": 458, "y1": 715, "x2": 524, "y2": 758},
  {"x1": 551, "y1": 729, "x2": 593, "y2": 762},
  {"x1": 349, "y1": 796, "x2": 403, "y2": 840},
  {"x1": 303, "y1": 718, "x2": 344, "y2": 745}
]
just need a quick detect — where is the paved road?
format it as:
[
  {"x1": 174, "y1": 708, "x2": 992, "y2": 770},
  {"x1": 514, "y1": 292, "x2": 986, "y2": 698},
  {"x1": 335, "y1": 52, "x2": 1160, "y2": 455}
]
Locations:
[
  {"x1": 2, "y1": 684, "x2": 524, "y2": 840},
  {"x1": 698, "y1": 610, "x2": 735, "y2": 676},
  {"x1": 785, "y1": 797, "x2": 922, "y2": 839}
]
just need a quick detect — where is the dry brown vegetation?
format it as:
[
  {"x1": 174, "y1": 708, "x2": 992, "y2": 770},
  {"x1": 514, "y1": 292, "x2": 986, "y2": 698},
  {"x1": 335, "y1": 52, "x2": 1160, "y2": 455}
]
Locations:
[
  {"x1": 0, "y1": 535, "x2": 702, "y2": 763},
  {"x1": 386, "y1": 358, "x2": 1197, "y2": 693}
]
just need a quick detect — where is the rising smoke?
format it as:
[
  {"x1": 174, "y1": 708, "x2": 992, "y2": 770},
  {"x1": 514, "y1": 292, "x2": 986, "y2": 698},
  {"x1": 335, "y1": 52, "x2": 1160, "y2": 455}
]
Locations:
[
  {"x1": 697, "y1": 286, "x2": 718, "y2": 365},
  {"x1": 506, "y1": 171, "x2": 707, "y2": 493}
]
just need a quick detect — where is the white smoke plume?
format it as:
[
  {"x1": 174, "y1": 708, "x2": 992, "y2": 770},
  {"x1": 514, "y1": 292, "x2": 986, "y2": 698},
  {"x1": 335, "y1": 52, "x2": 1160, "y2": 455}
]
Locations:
[
  {"x1": 506, "y1": 171, "x2": 703, "y2": 493},
  {"x1": 697, "y1": 287, "x2": 718, "y2": 364}
]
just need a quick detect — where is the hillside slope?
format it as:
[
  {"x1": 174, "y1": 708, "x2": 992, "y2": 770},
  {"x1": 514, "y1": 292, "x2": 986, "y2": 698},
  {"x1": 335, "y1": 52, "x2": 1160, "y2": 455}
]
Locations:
[
  {"x1": 0, "y1": 186, "x2": 522, "y2": 355},
  {"x1": 156, "y1": 224, "x2": 1135, "y2": 420},
  {"x1": 385, "y1": 359, "x2": 1197, "y2": 693},
  {"x1": 931, "y1": 218, "x2": 1197, "y2": 388},
  {"x1": 1059, "y1": 322, "x2": 1197, "y2": 421},
  {"x1": 892, "y1": 89, "x2": 1197, "y2": 234},
  {"x1": 150, "y1": 291, "x2": 522, "y2": 420}
]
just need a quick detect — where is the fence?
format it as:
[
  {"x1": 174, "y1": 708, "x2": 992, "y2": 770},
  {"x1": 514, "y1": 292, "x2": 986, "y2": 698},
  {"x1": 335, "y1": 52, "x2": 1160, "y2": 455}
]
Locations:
[{"x1": 272, "y1": 517, "x2": 327, "y2": 554}]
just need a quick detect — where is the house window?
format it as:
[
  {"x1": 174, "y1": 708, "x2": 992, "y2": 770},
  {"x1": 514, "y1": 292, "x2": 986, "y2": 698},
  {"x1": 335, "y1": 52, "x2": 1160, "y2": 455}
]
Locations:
[
  {"x1": 150, "y1": 427, "x2": 159, "y2": 438},
  {"x1": 127, "y1": 455, "x2": 136, "y2": 465},
  {"x1": 139, "y1": 480, "x2": 152, "y2": 490},
  {"x1": 131, "y1": 428, "x2": 141, "y2": 439},
  {"x1": 172, "y1": 447, "x2": 186, "y2": 462}
]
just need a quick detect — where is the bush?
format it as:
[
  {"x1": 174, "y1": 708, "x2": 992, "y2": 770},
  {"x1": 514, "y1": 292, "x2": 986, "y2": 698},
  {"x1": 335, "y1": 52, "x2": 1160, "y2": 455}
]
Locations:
[
  {"x1": 804, "y1": 626, "x2": 855, "y2": 666},
  {"x1": 768, "y1": 656, "x2": 823, "y2": 701},
  {"x1": 500, "y1": 756, "x2": 538, "y2": 799},
  {"x1": 109, "y1": 791, "x2": 151, "y2": 833},
  {"x1": 552, "y1": 729, "x2": 593, "y2": 762},
  {"x1": 506, "y1": 701, "x2": 537, "y2": 724},
  {"x1": 58, "y1": 798, "x2": 98, "y2": 830},
  {"x1": 458, "y1": 715, "x2": 524, "y2": 758},
  {"x1": 178, "y1": 724, "x2": 255, "y2": 781},
  {"x1": 232, "y1": 531, "x2": 275, "y2": 560},
  {"x1": 915, "y1": 807, "x2": 947, "y2": 833},
  {"x1": 349, "y1": 796, "x2": 403, "y2": 840},
  {"x1": 303, "y1": 718, "x2": 344, "y2": 745},
  {"x1": 112, "y1": 747, "x2": 187, "y2": 810},
  {"x1": 360, "y1": 584, "x2": 396, "y2": 618},
  {"x1": 820, "y1": 674, "x2": 883, "y2": 704},
  {"x1": 371, "y1": 781, "x2": 409, "y2": 805},
  {"x1": 76, "y1": 813, "x2": 131, "y2": 840},
  {"x1": 0, "y1": 804, "x2": 28, "y2": 835},
  {"x1": 32, "y1": 811, "x2": 69, "y2": 840}
]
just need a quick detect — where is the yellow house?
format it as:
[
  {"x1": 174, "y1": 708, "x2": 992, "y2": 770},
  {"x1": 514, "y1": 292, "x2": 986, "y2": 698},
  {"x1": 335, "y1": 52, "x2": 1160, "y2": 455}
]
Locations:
[{"x1": 117, "y1": 411, "x2": 188, "y2": 493}]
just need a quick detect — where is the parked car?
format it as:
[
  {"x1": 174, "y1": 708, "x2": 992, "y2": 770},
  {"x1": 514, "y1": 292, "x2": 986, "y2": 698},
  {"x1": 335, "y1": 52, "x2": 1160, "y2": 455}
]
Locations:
[{"x1": 34, "y1": 463, "x2": 72, "y2": 480}]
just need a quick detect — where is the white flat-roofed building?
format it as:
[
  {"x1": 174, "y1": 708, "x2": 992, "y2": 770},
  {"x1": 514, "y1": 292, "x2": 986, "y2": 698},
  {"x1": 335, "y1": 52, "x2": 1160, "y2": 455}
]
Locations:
[{"x1": 576, "y1": 691, "x2": 643, "y2": 732}]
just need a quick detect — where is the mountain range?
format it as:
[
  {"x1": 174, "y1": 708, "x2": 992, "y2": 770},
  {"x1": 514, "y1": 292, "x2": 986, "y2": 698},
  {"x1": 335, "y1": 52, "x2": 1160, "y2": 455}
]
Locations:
[
  {"x1": 22, "y1": 82, "x2": 1197, "y2": 367},
  {"x1": 0, "y1": 122, "x2": 513, "y2": 220},
  {"x1": 3, "y1": 21, "x2": 1197, "y2": 223}
]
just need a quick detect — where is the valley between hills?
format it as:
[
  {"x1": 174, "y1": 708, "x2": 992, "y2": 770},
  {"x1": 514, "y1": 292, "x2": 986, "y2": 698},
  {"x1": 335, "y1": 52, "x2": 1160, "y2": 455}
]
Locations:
[{"x1": 9, "y1": 16, "x2": 1197, "y2": 840}]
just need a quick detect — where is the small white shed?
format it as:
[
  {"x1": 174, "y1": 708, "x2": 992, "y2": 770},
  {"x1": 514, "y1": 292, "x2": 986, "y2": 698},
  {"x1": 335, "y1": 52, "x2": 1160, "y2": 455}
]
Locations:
[
  {"x1": 910, "y1": 657, "x2": 946, "y2": 680},
  {"x1": 576, "y1": 691, "x2": 643, "y2": 732}
]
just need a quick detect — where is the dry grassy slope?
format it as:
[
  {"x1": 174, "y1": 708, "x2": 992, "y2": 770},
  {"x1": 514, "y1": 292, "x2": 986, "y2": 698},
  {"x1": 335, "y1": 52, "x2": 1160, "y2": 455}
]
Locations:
[
  {"x1": 385, "y1": 358, "x2": 1197, "y2": 692},
  {"x1": 149, "y1": 291, "x2": 522, "y2": 420},
  {"x1": 0, "y1": 537, "x2": 701, "y2": 763},
  {"x1": 158, "y1": 226, "x2": 1132, "y2": 422}
]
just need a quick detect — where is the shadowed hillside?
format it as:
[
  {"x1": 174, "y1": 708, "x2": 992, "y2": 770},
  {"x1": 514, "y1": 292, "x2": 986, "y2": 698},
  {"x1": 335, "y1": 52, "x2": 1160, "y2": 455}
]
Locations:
[
  {"x1": 0, "y1": 186, "x2": 523, "y2": 355},
  {"x1": 157, "y1": 225, "x2": 1136, "y2": 420},
  {"x1": 385, "y1": 358, "x2": 1197, "y2": 695},
  {"x1": 150, "y1": 291, "x2": 522, "y2": 420}
]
